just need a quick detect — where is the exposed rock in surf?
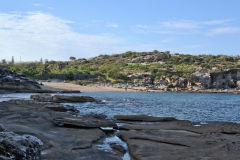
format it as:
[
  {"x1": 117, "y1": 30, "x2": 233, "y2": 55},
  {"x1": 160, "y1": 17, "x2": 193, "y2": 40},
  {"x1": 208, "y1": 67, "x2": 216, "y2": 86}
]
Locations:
[
  {"x1": 109, "y1": 142, "x2": 126, "y2": 156},
  {"x1": 114, "y1": 114, "x2": 177, "y2": 122},
  {"x1": 30, "y1": 94, "x2": 53, "y2": 102},
  {"x1": 30, "y1": 94, "x2": 97, "y2": 103},
  {"x1": 52, "y1": 95, "x2": 96, "y2": 103}
]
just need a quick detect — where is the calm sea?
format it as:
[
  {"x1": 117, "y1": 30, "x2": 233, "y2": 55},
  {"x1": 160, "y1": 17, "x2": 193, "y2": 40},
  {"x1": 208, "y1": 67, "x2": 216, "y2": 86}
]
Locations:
[{"x1": 1, "y1": 92, "x2": 240, "y2": 123}]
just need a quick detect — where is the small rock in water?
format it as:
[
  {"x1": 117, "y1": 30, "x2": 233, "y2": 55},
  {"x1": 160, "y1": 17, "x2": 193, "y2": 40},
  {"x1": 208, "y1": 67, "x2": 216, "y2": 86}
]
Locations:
[
  {"x1": 109, "y1": 142, "x2": 126, "y2": 156},
  {"x1": 30, "y1": 94, "x2": 97, "y2": 103},
  {"x1": 30, "y1": 94, "x2": 53, "y2": 102},
  {"x1": 114, "y1": 114, "x2": 177, "y2": 122},
  {"x1": 52, "y1": 95, "x2": 96, "y2": 103}
]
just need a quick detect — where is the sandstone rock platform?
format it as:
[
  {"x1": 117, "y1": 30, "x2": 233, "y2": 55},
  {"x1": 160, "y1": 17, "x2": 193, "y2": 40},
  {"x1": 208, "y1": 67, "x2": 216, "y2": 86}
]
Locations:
[{"x1": 0, "y1": 97, "x2": 239, "y2": 160}]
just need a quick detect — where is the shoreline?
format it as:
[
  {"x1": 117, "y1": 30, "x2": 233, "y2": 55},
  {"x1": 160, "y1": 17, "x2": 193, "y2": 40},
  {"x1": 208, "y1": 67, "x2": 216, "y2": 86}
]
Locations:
[{"x1": 42, "y1": 82, "x2": 240, "y2": 94}]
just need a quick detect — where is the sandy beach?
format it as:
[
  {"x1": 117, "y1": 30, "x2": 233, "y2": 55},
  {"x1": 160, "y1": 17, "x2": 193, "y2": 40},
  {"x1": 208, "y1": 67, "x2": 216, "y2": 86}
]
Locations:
[
  {"x1": 42, "y1": 82, "x2": 140, "y2": 92},
  {"x1": 42, "y1": 82, "x2": 240, "y2": 94}
]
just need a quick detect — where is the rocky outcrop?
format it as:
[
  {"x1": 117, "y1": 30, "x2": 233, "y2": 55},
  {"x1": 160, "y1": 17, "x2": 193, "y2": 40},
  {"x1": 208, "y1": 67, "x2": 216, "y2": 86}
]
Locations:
[
  {"x1": 0, "y1": 67, "x2": 41, "y2": 91},
  {"x1": 1, "y1": 96, "x2": 240, "y2": 160},
  {"x1": 192, "y1": 71, "x2": 211, "y2": 88},
  {"x1": 0, "y1": 125, "x2": 43, "y2": 160},
  {"x1": 191, "y1": 69, "x2": 240, "y2": 89},
  {"x1": 126, "y1": 69, "x2": 240, "y2": 91},
  {"x1": 210, "y1": 69, "x2": 240, "y2": 89},
  {"x1": 116, "y1": 115, "x2": 240, "y2": 160},
  {"x1": 30, "y1": 94, "x2": 97, "y2": 103},
  {"x1": 30, "y1": 94, "x2": 53, "y2": 102},
  {"x1": 0, "y1": 100, "x2": 121, "y2": 160},
  {"x1": 5, "y1": 99, "x2": 79, "y2": 113},
  {"x1": 52, "y1": 95, "x2": 96, "y2": 103},
  {"x1": 155, "y1": 76, "x2": 189, "y2": 89},
  {"x1": 53, "y1": 115, "x2": 116, "y2": 128}
]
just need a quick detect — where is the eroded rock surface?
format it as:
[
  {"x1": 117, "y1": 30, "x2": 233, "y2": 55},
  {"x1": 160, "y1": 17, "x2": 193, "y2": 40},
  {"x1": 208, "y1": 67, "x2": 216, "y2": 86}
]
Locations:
[
  {"x1": 116, "y1": 115, "x2": 240, "y2": 160},
  {"x1": 53, "y1": 115, "x2": 116, "y2": 128},
  {"x1": 0, "y1": 101, "x2": 120, "y2": 160},
  {"x1": 0, "y1": 126, "x2": 43, "y2": 160},
  {"x1": 1, "y1": 97, "x2": 240, "y2": 160},
  {"x1": 5, "y1": 99, "x2": 79, "y2": 113}
]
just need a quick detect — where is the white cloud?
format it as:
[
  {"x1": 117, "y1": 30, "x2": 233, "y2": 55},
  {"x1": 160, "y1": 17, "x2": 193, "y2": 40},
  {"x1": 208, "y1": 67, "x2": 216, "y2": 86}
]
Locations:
[
  {"x1": 0, "y1": 12, "x2": 125, "y2": 61},
  {"x1": 201, "y1": 19, "x2": 231, "y2": 25},
  {"x1": 135, "y1": 25, "x2": 149, "y2": 29},
  {"x1": 207, "y1": 27, "x2": 240, "y2": 36},
  {"x1": 107, "y1": 23, "x2": 119, "y2": 28},
  {"x1": 160, "y1": 19, "x2": 231, "y2": 29},
  {"x1": 32, "y1": 3, "x2": 41, "y2": 7},
  {"x1": 160, "y1": 20, "x2": 200, "y2": 29},
  {"x1": 134, "y1": 19, "x2": 233, "y2": 35}
]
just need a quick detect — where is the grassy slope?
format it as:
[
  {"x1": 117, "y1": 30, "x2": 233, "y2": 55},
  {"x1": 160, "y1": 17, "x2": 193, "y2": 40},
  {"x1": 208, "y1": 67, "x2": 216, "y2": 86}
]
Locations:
[{"x1": 4, "y1": 51, "x2": 240, "y2": 83}]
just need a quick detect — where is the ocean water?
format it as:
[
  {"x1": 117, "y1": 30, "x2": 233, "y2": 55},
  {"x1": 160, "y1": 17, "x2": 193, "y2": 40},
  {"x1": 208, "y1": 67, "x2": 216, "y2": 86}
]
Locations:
[{"x1": 0, "y1": 92, "x2": 240, "y2": 123}]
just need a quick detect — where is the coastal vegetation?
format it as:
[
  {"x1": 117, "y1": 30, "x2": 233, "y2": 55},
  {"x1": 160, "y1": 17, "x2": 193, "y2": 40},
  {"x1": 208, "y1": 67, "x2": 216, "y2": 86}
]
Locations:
[{"x1": 1, "y1": 51, "x2": 240, "y2": 84}]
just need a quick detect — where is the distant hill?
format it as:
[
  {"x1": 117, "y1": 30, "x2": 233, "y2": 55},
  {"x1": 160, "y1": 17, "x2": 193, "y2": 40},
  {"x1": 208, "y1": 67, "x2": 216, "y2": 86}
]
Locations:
[{"x1": 2, "y1": 51, "x2": 240, "y2": 90}]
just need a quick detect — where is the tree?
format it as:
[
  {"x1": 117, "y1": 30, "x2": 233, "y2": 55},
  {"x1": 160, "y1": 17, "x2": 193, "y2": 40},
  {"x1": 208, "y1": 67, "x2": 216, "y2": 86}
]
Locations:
[
  {"x1": 44, "y1": 59, "x2": 49, "y2": 64},
  {"x1": 11, "y1": 56, "x2": 14, "y2": 64},
  {"x1": 69, "y1": 56, "x2": 76, "y2": 61},
  {"x1": 153, "y1": 50, "x2": 160, "y2": 54},
  {"x1": 1, "y1": 59, "x2": 6, "y2": 64},
  {"x1": 40, "y1": 58, "x2": 43, "y2": 64}
]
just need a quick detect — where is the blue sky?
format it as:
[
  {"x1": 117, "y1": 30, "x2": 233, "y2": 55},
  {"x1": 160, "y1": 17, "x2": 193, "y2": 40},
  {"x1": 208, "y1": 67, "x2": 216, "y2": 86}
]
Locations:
[{"x1": 1, "y1": 0, "x2": 240, "y2": 61}]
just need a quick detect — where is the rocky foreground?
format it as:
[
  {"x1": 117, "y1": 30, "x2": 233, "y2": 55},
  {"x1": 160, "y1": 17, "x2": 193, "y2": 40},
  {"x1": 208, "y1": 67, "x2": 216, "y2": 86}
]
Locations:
[
  {"x1": 0, "y1": 94, "x2": 240, "y2": 160},
  {"x1": 0, "y1": 67, "x2": 82, "y2": 94}
]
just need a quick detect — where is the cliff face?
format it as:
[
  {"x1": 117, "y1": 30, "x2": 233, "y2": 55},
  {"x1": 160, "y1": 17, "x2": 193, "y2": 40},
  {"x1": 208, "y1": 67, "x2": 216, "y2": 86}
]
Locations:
[
  {"x1": 210, "y1": 69, "x2": 240, "y2": 89},
  {"x1": 0, "y1": 67, "x2": 41, "y2": 91},
  {"x1": 127, "y1": 69, "x2": 240, "y2": 90}
]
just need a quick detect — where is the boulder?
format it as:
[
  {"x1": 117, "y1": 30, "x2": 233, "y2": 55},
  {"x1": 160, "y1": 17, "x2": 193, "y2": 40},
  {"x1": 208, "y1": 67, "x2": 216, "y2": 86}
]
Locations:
[
  {"x1": 0, "y1": 126, "x2": 43, "y2": 160},
  {"x1": 109, "y1": 142, "x2": 126, "y2": 156},
  {"x1": 192, "y1": 71, "x2": 211, "y2": 88}
]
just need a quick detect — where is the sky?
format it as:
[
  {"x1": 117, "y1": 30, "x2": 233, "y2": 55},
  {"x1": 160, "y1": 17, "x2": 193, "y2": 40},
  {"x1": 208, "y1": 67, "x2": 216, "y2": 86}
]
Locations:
[{"x1": 0, "y1": 0, "x2": 240, "y2": 61}]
